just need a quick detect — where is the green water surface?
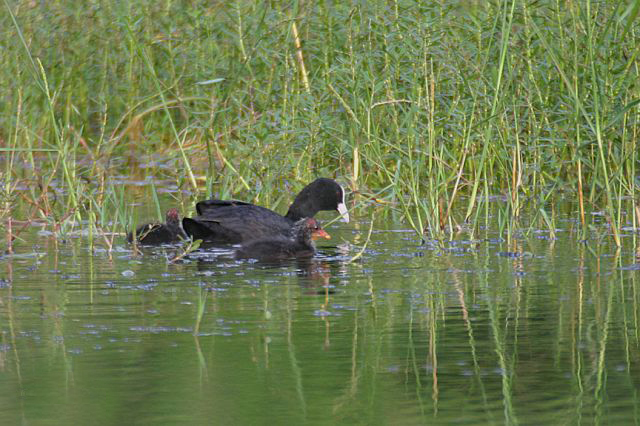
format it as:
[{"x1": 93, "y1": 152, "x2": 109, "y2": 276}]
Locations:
[{"x1": 1, "y1": 212, "x2": 639, "y2": 425}]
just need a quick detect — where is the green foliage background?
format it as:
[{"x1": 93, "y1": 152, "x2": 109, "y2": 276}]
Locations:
[{"x1": 1, "y1": 0, "x2": 639, "y2": 240}]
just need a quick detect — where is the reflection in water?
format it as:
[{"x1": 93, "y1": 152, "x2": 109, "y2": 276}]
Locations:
[{"x1": 0, "y1": 217, "x2": 639, "y2": 424}]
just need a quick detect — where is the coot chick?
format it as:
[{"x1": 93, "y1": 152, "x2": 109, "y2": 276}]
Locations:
[
  {"x1": 127, "y1": 208, "x2": 186, "y2": 245},
  {"x1": 236, "y1": 218, "x2": 330, "y2": 261},
  {"x1": 183, "y1": 178, "x2": 349, "y2": 244}
]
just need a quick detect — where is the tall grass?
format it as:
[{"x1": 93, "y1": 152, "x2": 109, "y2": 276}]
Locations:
[{"x1": 1, "y1": 0, "x2": 638, "y2": 244}]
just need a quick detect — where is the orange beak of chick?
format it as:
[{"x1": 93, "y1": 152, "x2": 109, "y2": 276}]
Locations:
[{"x1": 312, "y1": 229, "x2": 331, "y2": 240}]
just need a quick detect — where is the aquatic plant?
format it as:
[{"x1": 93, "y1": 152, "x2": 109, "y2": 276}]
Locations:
[{"x1": 1, "y1": 0, "x2": 638, "y2": 246}]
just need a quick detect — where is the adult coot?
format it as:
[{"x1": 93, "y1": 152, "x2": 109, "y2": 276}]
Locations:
[
  {"x1": 127, "y1": 208, "x2": 186, "y2": 245},
  {"x1": 183, "y1": 178, "x2": 349, "y2": 244},
  {"x1": 236, "y1": 218, "x2": 330, "y2": 261}
]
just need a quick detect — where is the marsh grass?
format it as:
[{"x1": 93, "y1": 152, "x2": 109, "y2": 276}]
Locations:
[{"x1": 1, "y1": 0, "x2": 639, "y2": 247}]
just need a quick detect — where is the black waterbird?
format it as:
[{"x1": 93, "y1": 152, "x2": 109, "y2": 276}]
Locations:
[
  {"x1": 127, "y1": 208, "x2": 186, "y2": 245},
  {"x1": 235, "y1": 218, "x2": 331, "y2": 261},
  {"x1": 182, "y1": 178, "x2": 349, "y2": 244}
]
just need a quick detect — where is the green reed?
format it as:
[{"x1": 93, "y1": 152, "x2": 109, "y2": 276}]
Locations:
[{"x1": 1, "y1": 0, "x2": 638, "y2": 246}]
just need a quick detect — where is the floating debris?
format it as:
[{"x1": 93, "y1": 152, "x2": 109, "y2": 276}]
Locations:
[{"x1": 496, "y1": 251, "x2": 534, "y2": 258}]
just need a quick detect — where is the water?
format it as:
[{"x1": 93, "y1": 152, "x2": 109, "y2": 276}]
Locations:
[{"x1": 1, "y1": 214, "x2": 639, "y2": 425}]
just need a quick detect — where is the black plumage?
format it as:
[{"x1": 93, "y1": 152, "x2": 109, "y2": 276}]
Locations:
[
  {"x1": 182, "y1": 178, "x2": 348, "y2": 244},
  {"x1": 127, "y1": 208, "x2": 186, "y2": 245},
  {"x1": 235, "y1": 218, "x2": 330, "y2": 261}
]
